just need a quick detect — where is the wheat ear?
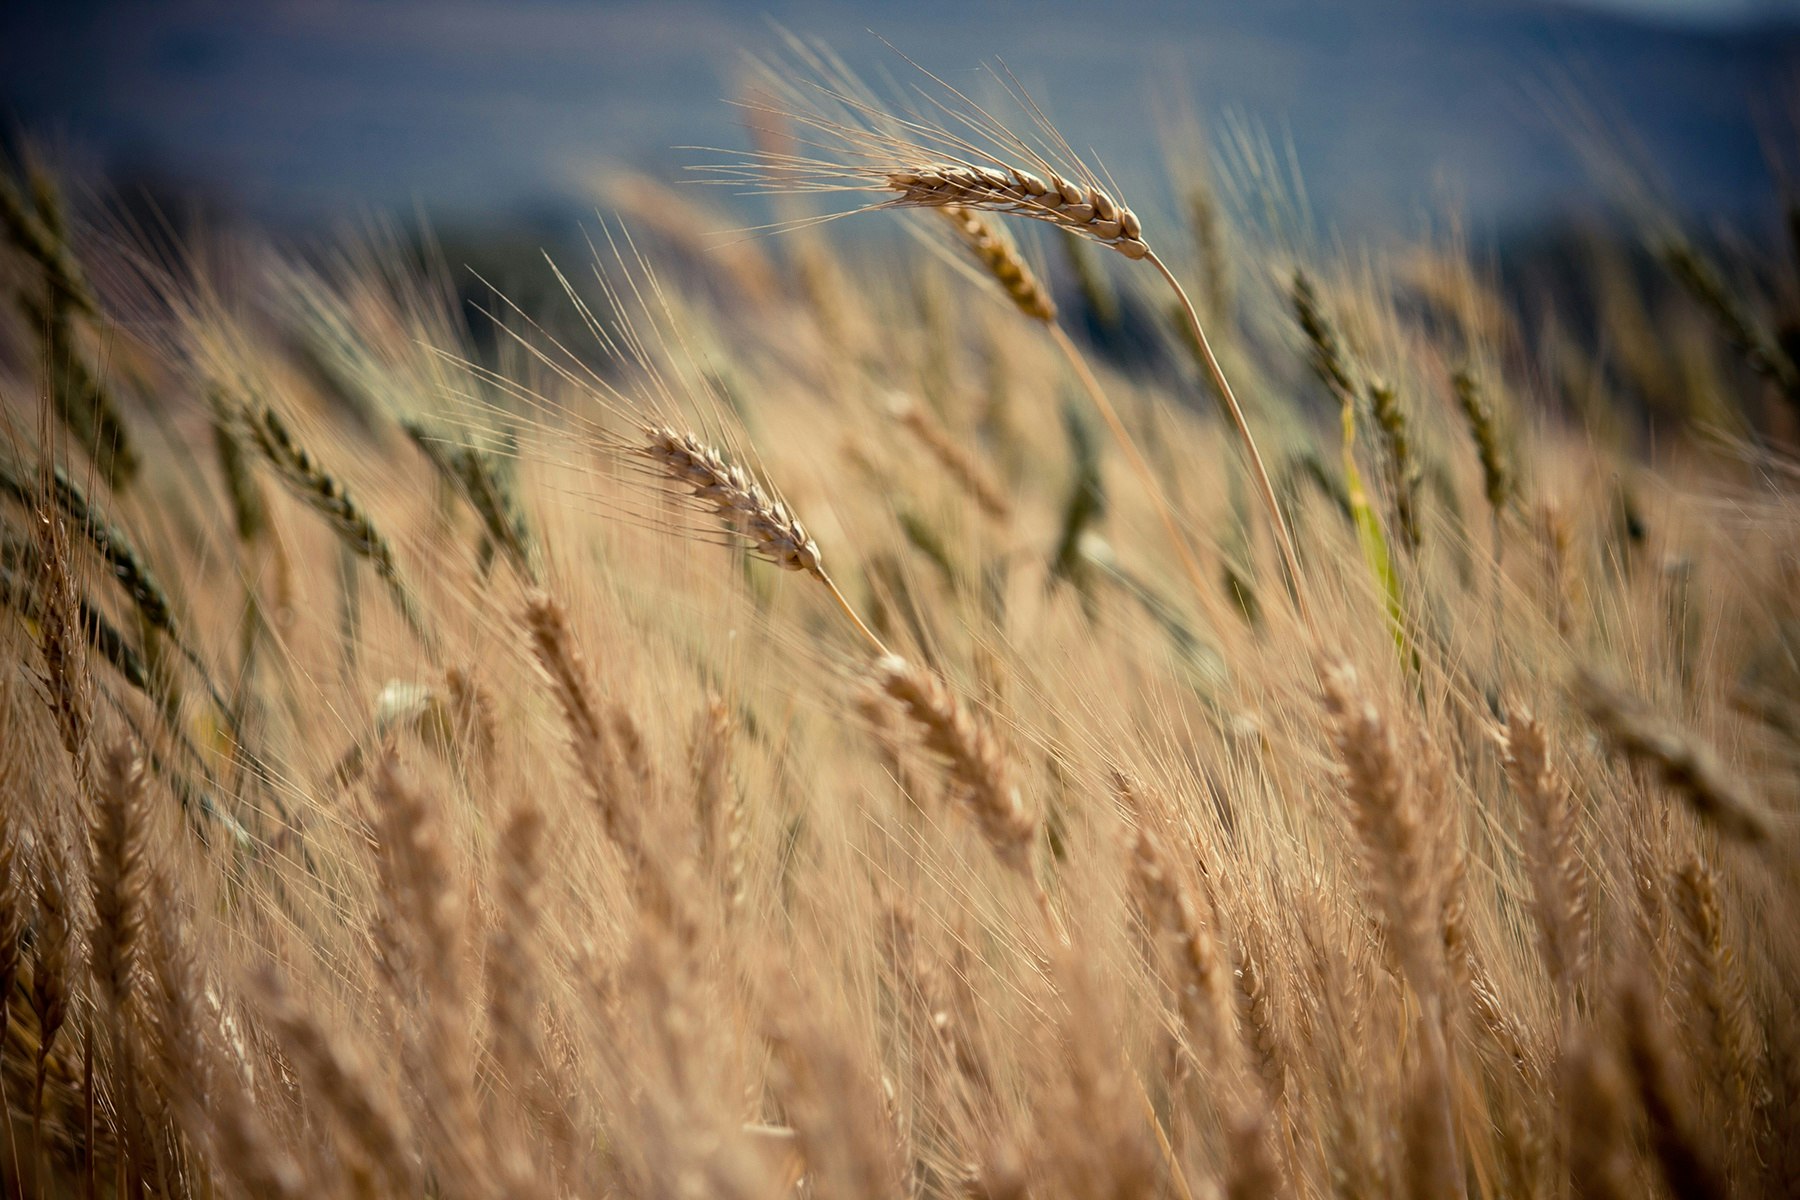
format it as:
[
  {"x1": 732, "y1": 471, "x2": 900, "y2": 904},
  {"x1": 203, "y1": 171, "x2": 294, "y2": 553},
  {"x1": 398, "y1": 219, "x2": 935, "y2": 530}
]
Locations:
[
  {"x1": 1574, "y1": 668, "x2": 1772, "y2": 842},
  {"x1": 1621, "y1": 981, "x2": 1730, "y2": 1200},
  {"x1": 1317, "y1": 656, "x2": 1466, "y2": 1198},
  {"x1": 0, "y1": 755, "x2": 22, "y2": 1066},
  {"x1": 890, "y1": 164, "x2": 1147, "y2": 258},
  {"x1": 888, "y1": 393, "x2": 1012, "y2": 522},
  {"x1": 1499, "y1": 711, "x2": 1590, "y2": 1009},
  {"x1": 643, "y1": 425, "x2": 887, "y2": 655},
  {"x1": 249, "y1": 405, "x2": 436, "y2": 654},
  {"x1": 1672, "y1": 856, "x2": 1761, "y2": 1153},
  {"x1": 259, "y1": 970, "x2": 417, "y2": 1196},
  {"x1": 1290, "y1": 272, "x2": 1420, "y2": 549},
  {"x1": 29, "y1": 832, "x2": 74, "y2": 1174},
  {"x1": 1113, "y1": 769, "x2": 1232, "y2": 1065},
  {"x1": 523, "y1": 592, "x2": 694, "y2": 943},
  {"x1": 873, "y1": 654, "x2": 1061, "y2": 938},
  {"x1": 875, "y1": 656, "x2": 1031, "y2": 869},
  {"x1": 89, "y1": 740, "x2": 148, "y2": 1038},
  {"x1": 1453, "y1": 369, "x2": 1510, "y2": 519},
  {"x1": 936, "y1": 205, "x2": 1056, "y2": 323}
]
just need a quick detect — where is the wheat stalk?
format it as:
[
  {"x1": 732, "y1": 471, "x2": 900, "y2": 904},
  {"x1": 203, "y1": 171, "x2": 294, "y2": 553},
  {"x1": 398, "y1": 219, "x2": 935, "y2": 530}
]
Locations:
[
  {"x1": 904, "y1": 170, "x2": 1309, "y2": 623},
  {"x1": 643, "y1": 424, "x2": 887, "y2": 654},
  {"x1": 930, "y1": 198, "x2": 1234, "y2": 630},
  {"x1": 731, "y1": 55, "x2": 1312, "y2": 625}
]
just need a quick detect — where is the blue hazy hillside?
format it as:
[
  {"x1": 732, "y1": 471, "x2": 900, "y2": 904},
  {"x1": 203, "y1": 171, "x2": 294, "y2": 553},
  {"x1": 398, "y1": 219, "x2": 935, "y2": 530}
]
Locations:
[{"x1": 1, "y1": 0, "x2": 1794, "y2": 235}]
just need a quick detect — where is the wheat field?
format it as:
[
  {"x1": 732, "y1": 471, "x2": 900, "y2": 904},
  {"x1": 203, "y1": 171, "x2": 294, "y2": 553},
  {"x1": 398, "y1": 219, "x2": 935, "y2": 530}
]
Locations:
[{"x1": 0, "y1": 47, "x2": 1796, "y2": 1200}]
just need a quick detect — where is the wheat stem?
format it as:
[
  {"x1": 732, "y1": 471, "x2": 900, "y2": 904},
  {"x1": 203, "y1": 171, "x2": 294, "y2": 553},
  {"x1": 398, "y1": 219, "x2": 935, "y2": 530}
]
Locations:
[
  {"x1": 823, "y1": 572, "x2": 890, "y2": 657},
  {"x1": 1147, "y1": 250, "x2": 1312, "y2": 630},
  {"x1": 1048, "y1": 324, "x2": 1219, "y2": 623}
]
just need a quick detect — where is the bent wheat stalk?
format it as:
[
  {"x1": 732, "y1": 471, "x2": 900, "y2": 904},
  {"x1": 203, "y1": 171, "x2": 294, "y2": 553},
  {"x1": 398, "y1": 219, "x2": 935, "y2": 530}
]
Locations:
[
  {"x1": 1147, "y1": 250, "x2": 1310, "y2": 625},
  {"x1": 643, "y1": 424, "x2": 889, "y2": 656},
  {"x1": 930, "y1": 204, "x2": 1227, "y2": 628},
  {"x1": 728, "y1": 53, "x2": 1311, "y2": 623},
  {"x1": 888, "y1": 167, "x2": 1299, "y2": 617}
]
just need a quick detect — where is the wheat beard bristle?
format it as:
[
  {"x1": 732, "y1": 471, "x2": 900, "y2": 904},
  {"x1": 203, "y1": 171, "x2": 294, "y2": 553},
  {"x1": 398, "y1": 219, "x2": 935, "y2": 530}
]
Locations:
[
  {"x1": 644, "y1": 425, "x2": 825, "y2": 578},
  {"x1": 888, "y1": 163, "x2": 1149, "y2": 260}
]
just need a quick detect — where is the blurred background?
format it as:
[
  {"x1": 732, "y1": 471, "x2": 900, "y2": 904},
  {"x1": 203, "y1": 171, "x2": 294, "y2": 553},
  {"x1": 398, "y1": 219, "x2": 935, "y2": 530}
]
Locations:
[{"x1": 1, "y1": 0, "x2": 1795, "y2": 251}]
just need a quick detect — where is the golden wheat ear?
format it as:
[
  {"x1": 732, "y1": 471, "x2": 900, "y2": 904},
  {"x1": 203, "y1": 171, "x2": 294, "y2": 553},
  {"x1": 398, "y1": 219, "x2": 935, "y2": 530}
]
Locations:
[
  {"x1": 891, "y1": 163, "x2": 1148, "y2": 259},
  {"x1": 935, "y1": 205, "x2": 1056, "y2": 324},
  {"x1": 640, "y1": 424, "x2": 889, "y2": 656},
  {"x1": 872, "y1": 653, "x2": 1065, "y2": 940},
  {"x1": 1573, "y1": 667, "x2": 1773, "y2": 843}
]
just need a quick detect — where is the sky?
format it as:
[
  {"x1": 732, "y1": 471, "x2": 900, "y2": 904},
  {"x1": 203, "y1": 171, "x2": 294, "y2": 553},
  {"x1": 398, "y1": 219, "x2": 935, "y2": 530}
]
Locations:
[{"x1": 1, "y1": 0, "x2": 1794, "y2": 238}]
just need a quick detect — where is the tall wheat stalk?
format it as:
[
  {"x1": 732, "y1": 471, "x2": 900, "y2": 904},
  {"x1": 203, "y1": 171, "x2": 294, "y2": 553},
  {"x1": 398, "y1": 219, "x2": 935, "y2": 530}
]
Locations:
[{"x1": 724, "y1": 52, "x2": 1313, "y2": 626}]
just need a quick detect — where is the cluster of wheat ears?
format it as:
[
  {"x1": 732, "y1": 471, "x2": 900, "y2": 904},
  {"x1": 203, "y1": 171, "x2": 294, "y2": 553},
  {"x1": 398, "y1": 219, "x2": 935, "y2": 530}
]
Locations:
[{"x1": 0, "y1": 41, "x2": 1797, "y2": 1200}]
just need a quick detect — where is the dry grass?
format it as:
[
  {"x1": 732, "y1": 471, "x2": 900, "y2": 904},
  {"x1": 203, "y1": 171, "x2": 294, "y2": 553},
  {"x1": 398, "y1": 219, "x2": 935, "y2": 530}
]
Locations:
[{"x1": 1, "y1": 44, "x2": 1798, "y2": 1200}]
